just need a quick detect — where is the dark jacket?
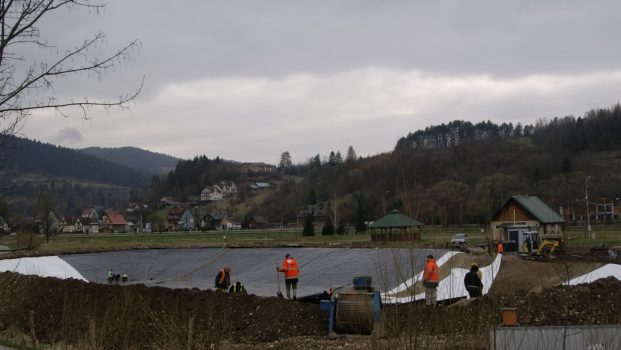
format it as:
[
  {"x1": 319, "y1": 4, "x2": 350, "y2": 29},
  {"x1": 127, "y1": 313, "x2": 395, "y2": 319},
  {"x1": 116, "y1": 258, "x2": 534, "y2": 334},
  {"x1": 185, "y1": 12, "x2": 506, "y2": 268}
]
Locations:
[
  {"x1": 464, "y1": 270, "x2": 483, "y2": 289},
  {"x1": 215, "y1": 269, "x2": 230, "y2": 290}
]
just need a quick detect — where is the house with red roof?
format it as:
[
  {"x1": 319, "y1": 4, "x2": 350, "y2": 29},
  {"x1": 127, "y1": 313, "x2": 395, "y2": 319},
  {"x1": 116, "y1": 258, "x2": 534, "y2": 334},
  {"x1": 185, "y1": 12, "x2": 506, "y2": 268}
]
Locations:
[{"x1": 102, "y1": 210, "x2": 128, "y2": 233}]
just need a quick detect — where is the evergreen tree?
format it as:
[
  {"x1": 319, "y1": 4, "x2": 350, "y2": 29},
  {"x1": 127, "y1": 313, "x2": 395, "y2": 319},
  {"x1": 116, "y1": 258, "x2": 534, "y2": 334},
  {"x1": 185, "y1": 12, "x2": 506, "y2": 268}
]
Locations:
[
  {"x1": 328, "y1": 151, "x2": 336, "y2": 165},
  {"x1": 302, "y1": 213, "x2": 314, "y2": 236},
  {"x1": 312, "y1": 154, "x2": 321, "y2": 168},
  {"x1": 346, "y1": 146, "x2": 357, "y2": 162},
  {"x1": 278, "y1": 151, "x2": 293, "y2": 171},
  {"x1": 335, "y1": 151, "x2": 343, "y2": 164},
  {"x1": 322, "y1": 219, "x2": 334, "y2": 235}
]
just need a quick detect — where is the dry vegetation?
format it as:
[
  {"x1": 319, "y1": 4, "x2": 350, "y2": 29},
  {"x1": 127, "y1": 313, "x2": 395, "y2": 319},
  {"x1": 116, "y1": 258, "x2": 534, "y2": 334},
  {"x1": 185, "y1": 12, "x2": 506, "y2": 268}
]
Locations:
[{"x1": 0, "y1": 249, "x2": 619, "y2": 349}]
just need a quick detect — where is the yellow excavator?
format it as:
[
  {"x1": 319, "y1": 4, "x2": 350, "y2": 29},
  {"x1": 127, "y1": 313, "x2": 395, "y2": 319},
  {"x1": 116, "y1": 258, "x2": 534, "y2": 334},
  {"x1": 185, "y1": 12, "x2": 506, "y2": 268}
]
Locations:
[
  {"x1": 520, "y1": 237, "x2": 562, "y2": 259},
  {"x1": 535, "y1": 239, "x2": 560, "y2": 256}
]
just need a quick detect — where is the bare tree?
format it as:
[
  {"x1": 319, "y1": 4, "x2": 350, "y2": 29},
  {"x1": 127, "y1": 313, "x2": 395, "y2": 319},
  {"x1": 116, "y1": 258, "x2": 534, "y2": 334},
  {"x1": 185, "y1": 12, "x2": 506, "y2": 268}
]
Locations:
[
  {"x1": 0, "y1": 0, "x2": 142, "y2": 145},
  {"x1": 34, "y1": 189, "x2": 54, "y2": 242}
]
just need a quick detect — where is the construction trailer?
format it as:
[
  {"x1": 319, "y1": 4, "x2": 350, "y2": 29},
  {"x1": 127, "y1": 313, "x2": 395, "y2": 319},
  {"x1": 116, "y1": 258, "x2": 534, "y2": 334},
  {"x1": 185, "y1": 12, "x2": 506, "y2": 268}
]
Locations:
[
  {"x1": 504, "y1": 224, "x2": 540, "y2": 253},
  {"x1": 504, "y1": 224, "x2": 563, "y2": 257}
]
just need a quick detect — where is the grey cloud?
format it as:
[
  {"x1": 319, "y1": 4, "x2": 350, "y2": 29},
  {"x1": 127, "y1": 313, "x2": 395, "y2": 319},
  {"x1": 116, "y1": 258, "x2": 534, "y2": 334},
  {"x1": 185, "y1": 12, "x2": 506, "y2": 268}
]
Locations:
[
  {"x1": 36, "y1": 1, "x2": 621, "y2": 89},
  {"x1": 50, "y1": 127, "x2": 85, "y2": 146},
  {"x1": 15, "y1": 1, "x2": 621, "y2": 163}
]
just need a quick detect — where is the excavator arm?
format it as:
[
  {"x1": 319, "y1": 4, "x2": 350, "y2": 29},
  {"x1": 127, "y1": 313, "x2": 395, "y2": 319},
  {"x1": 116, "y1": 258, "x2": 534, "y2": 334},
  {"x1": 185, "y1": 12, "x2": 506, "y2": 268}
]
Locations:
[{"x1": 536, "y1": 239, "x2": 560, "y2": 256}]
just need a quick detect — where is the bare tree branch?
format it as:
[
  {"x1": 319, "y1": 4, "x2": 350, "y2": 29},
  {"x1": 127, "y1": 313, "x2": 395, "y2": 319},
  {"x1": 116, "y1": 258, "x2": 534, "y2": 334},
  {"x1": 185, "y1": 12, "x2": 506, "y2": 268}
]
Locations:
[{"x1": 0, "y1": 0, "x2": 142, "y2": 144}]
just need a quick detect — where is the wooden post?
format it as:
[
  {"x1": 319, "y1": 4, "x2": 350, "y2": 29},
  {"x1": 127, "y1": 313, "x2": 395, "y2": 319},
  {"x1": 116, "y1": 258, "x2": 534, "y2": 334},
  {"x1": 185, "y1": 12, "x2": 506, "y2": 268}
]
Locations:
[
  {"x1": 29, "y1": 310, "x2": 37, "y2": 348},
  {"x1": 89, "y1": 318, "x2": 97, "y2": 349},
  {"x1": 187, "y1": 317, "x2": 194, "y2": 350}
]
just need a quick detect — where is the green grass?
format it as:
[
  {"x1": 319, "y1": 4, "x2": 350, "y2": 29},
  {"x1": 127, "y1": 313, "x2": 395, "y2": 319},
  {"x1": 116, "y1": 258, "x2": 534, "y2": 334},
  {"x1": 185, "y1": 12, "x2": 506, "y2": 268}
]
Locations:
[
  {"x1": 1, "y1": 223, "x2": 620, "y2": 254},
  {"x1": 564, "y1": 224, "x2": 621, "y2": 248},
  {"x1": 0, "y1": 337, "x2": 38, "y2": 350}
]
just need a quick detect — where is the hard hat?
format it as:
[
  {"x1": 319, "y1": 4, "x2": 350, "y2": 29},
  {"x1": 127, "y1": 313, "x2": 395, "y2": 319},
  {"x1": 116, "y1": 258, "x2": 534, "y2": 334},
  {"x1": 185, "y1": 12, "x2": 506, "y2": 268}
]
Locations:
[{"x1": 471, "y1": 262, "x2": 478, "y2": 267}]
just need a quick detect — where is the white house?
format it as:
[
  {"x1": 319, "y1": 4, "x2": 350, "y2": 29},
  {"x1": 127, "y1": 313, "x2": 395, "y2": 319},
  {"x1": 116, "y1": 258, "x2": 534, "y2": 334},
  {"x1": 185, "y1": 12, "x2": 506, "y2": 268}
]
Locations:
[
  {"x1": 200, "y1": 181, "x2": 238, "y2": 202},
  {"x1": 201, "y1": 187, "x2": 224, "y2": 201}
]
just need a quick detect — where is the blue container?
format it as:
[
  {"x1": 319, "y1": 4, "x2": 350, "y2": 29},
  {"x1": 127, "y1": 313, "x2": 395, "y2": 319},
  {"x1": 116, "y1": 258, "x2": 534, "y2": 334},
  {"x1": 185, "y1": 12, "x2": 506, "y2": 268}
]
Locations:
[{"x1": 353, "y1": 276, "x2": 372, "y2": 289}]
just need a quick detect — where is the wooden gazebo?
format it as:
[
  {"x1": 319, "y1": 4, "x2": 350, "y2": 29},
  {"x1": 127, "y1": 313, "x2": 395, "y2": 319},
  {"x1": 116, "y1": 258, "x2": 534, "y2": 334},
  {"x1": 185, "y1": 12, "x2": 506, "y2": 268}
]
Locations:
[{"x1": 367, "y1": 209, "x2": 424, "y2": 242}]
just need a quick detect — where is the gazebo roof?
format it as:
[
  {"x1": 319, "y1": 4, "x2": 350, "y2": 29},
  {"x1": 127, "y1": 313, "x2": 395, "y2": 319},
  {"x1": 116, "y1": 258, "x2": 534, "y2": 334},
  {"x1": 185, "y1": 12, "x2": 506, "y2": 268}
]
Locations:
[{"x1": 368, "y1": 209, "x2": 424, "y2": 228}]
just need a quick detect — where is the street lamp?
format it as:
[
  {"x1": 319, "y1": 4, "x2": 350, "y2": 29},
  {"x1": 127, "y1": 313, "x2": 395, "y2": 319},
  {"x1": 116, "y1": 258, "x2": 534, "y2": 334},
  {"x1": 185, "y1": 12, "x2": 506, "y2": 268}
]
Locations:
[
  {"x1": 585, "y1": 176, "x2": 591, "y2": 238},
  {"x1": 382, "y1": 190, "x2": 390, "y2": 215}
]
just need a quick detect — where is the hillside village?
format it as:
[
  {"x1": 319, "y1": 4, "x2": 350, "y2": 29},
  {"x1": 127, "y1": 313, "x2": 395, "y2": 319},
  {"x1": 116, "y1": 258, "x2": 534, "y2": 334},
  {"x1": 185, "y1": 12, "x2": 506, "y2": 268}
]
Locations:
[
  {"x1": 2, "y1": 106, "x2": 621, "y2": 240},
  {"x1": 1, "y1": 160, "x2": 335, "y2": 235}
]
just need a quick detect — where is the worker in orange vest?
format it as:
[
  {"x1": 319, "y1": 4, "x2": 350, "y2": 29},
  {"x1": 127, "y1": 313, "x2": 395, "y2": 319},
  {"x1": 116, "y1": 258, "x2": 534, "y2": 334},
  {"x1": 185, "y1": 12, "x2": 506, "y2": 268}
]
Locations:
[
  {"x1": 214, "y1": 267, "x2": 231, "y2": 291},
  {"x1": 423, "y1": 254, "x2": 440, "y2": 306},
  {"x1": 497, "y1": 241, "x2": 504, "y2": 254},
  {"x1": 277, "y1": 253, "x2": 300, "y2": 300}
]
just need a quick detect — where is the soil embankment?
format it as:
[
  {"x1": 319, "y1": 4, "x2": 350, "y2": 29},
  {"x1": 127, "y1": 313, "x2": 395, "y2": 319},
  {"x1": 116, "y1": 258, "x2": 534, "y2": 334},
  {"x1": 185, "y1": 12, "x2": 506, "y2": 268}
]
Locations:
[
  {"x1": 0, "y1": 250, "x2": 620, "y2": 349},
  {"x1": 0, "y1": 272, "x2": 326, "y2": 349}
]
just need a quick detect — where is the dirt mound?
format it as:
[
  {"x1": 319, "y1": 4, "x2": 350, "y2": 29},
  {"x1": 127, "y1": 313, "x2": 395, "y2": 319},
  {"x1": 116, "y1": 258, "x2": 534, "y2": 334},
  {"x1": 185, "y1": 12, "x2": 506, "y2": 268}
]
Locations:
[
  {"x1": 493, "y1": 276, "x2": 621, "y2": 326},
  {"x1": 379, "y1": 277, "x2": 621, "y2": 349},
  {"x1": 488, "y1": 254, "x2": 603, "y2": 294},
  {"x1": 1, "y1": 252, "x2": 620, "y2": 349},
  {"x1": 0, "y1": 272, "x2": 326, "y2": 349}
]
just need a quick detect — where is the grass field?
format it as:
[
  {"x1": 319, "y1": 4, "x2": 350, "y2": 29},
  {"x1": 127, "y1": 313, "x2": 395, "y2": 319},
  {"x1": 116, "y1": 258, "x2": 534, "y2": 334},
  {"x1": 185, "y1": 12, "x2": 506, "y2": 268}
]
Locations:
[{"x1": 1, "y1": 223, "x2": 620, "y2": 253}]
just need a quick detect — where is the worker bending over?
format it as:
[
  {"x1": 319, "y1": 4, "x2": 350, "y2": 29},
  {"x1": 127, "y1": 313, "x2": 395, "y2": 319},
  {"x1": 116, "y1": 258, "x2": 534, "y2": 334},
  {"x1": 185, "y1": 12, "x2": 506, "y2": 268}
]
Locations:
[
  {"x1": 277, "y1": 253, "x2": 300, "y2": 300},
  {"x1": 229, "y1": 281, "x2": 247, "y2": 294},
  {"x1": 215, "y1": 267, "x2": 231, "y2": 291}
]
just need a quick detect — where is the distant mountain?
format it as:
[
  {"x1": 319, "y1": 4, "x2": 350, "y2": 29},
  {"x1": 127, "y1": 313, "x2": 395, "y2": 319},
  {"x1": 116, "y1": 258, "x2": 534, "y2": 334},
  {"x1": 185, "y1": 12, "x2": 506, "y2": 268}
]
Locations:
[
  {"x1": 80, "y1": 146, "x2": 180, "y2": 175},
  {"x1": 0, "y1": 136, "x2": 149, "y2": 188}
]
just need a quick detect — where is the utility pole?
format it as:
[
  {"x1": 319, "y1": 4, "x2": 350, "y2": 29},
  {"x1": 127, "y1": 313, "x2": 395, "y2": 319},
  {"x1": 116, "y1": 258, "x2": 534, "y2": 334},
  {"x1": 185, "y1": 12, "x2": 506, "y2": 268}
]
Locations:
[
  {"x1": 585, "y1": 176, "x2": 592, "y2": 239},
  {"x1": 333, "y1": 192, "x2": 337, "y2": 236}
]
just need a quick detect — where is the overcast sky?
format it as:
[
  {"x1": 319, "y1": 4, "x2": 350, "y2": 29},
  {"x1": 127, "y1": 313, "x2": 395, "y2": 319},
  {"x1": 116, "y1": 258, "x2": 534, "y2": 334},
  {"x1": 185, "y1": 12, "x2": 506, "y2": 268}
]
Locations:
[{"x1": 19, "y1": 0, "x2": 621, "y2": 164}]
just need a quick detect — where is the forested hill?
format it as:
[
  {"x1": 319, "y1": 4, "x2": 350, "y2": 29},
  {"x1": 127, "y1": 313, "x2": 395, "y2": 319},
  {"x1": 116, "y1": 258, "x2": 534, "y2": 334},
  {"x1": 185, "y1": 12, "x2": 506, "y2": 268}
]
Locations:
[
  {"x1": 80, "y1": 146, "x2": 180, "y2": 175},
  {"x1": 0, "y1": 136, "x2": 149, "y2": 188},
  {"x1": 151, "y1": 104, "x2": 621, "y2": 228},
  {"x1": 395, "y1": 104, "x2": 621, "y2": 153}
]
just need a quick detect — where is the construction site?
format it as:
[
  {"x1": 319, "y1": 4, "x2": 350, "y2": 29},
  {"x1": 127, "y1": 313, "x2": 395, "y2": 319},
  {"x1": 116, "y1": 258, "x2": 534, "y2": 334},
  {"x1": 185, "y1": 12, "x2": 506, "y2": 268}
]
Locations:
[{"x1": 0, "y1": 242, "x2": 620, "y2": 350}]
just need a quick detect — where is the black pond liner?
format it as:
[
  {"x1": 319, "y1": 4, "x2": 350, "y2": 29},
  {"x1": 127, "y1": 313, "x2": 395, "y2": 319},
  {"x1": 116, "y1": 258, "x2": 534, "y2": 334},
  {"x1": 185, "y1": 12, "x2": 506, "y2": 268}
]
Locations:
[{"x1": 60, "y1": 247, "x2": 448, "y2": 298}]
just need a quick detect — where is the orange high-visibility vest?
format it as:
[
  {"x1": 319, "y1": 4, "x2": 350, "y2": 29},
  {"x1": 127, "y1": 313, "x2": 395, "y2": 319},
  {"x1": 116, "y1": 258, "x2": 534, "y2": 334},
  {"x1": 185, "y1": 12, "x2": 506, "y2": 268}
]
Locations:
[
  {"x1": 218, "y1": 269, "x2": 228, "y2": 284},
  {"x1": 423, "y1": 258, "x2": 440, "y2": 283},
  {"x1": 278, "y1": 257, "x2": 300, "y2": 279}
]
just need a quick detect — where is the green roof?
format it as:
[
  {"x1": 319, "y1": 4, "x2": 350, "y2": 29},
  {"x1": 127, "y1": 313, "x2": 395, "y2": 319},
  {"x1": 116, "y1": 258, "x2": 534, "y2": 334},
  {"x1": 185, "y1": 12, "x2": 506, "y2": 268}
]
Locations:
[
  {"x1": 510, "y1": 195, "x2": 565, "y2": 224},
  {"x1": 368, "y1": 209, "x2": 424, "y2": 228}
]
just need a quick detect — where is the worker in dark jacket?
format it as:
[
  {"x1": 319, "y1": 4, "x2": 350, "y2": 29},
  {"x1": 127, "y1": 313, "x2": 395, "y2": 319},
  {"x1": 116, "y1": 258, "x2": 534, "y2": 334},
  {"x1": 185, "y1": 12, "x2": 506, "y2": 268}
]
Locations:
[
  {"x1": 464, "y1": 264, "x2": 483, "y2": 298},
  {"x1": 214, "y1": 267, "x2": 231, "y2": 291}
]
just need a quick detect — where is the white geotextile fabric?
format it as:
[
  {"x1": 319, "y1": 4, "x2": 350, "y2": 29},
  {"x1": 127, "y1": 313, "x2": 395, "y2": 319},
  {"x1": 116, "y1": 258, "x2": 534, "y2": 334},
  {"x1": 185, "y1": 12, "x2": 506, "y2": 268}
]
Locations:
[
  {"x1": 565, "y1": 264, "x2": 621, "y2": 285},
  {"x1": 0, "y1": 256, "x2": 87, "y2": 281},
  {"x1": 382, "y1": 252, "x2": 502, "y2": 304}
]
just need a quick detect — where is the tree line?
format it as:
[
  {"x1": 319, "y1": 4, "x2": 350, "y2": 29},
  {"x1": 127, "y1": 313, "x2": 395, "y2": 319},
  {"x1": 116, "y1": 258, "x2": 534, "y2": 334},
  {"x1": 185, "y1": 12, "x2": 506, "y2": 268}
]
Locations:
[{"x1": 246, "y1": 104, "x2": 621, "y2": 228}]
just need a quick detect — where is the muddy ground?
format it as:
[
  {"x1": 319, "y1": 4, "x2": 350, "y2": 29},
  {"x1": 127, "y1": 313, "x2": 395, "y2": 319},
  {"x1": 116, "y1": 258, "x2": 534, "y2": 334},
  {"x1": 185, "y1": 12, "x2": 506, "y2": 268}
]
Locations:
[{"x1": 0, "y1": 249, "x2": 620, "y2": 349}]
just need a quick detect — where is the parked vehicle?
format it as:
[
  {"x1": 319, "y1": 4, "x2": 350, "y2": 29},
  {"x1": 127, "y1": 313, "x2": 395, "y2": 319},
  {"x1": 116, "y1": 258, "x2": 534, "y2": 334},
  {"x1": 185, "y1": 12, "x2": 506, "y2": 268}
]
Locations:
[{"x1": 450, "y1": 233, "x2": 469, "y2": 246}]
